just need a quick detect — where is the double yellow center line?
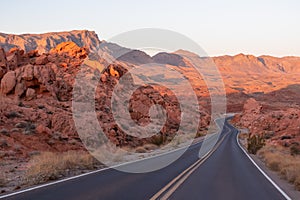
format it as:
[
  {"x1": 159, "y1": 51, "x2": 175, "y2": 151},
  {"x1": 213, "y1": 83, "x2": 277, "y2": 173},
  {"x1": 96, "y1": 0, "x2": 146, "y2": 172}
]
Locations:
[{"x1": 150, "y1": 129, "x2": 229, "y2": 200}]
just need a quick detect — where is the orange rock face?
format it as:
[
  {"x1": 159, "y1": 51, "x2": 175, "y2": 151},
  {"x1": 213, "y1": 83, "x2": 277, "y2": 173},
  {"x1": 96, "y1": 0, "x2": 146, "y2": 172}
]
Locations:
[
  {"x1": 0, "y1": 30, "x2": 300, "y2": 163},
  {"x1": 232, "y1": 98, "x2": 300, "y2": 151},
  {"x1": 0, "y1": 43, "x2": 90, "y2": 161},
  {"x1": 1, "y1": 42, "x2": 207, "y2": 162}
]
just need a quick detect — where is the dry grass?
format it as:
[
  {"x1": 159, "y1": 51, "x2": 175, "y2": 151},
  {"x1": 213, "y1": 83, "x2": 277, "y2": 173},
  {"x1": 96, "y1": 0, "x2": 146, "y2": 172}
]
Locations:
[
  {"x1": 238, "y1": 132, "x2": 248, "y2": 140},
  {"x1": 258, "y1": 144, "x2": 300, "y2": 190},
  {"x1": 25, "y1": 151, "x2": 98, "y2": 185},
  {"x1": 134, "y1": 144, "x2": 159, "y2": 153}
]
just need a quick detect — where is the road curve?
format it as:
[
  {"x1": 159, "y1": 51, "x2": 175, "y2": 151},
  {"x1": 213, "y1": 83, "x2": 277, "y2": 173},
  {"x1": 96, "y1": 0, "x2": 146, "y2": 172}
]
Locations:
[
  {"x1": 162, "y1": 122, "x2": 289, "y2": 200},
  {"x1": 1, "y1": 119, "x2": 290, "y2": 200}
]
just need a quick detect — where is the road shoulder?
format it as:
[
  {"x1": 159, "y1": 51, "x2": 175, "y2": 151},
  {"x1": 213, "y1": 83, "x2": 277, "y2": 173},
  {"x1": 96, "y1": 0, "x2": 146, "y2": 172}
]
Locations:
[{"x1": 236, "y1": 128, "x2": 300, "y2": 200}]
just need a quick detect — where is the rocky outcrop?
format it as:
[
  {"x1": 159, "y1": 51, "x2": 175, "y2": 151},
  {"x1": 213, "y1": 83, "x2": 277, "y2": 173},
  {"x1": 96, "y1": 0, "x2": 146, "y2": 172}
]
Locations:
[
  {"x1": 0, "y1": 42, "x2": 87, "y2": 101},
  {"x1": 1, "y1": 41, "x2": 210, "y2": 161},
  {"x1": 0, "y1": 30, "x2": 101, "y2": 53},
  {"x1": 50, "y1": 41, "x2": 88, "y2": 59},
  {"x1": 232, "y1": 98, "x2": 300, "y2": 150}
]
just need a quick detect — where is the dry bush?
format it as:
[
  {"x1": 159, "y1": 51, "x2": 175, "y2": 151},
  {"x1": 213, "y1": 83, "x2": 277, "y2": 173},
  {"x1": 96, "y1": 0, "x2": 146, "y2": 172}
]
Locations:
[
  {"x1": 150, "y1": 134, "x2": 165, "y2": 146},
  {"x1": 196, "y1": 132, "x2": 205, "y2": 138},
  {"x1": 143, "y1": 144, "x2": 158, "y2": 151},
  {"x1": 247, "y1": 134, "x2": 265, "y2": 154},
  {"x1": 0, "y1": 172, "x2": 6, "y2": 187},
  {"x1": 134, "y1": 144, "x2": 158, "y2": 153},
  {"x1": 290, "y1": 144, "x2": 300, "y2": 156},
  {"x1": 25, "y1": 151, "x2": 98, "y2": 185},
  {"x1": 238, "y1": 133, "x2": 248, "y2": 140},
  {"x1": 258, "y1": 144, "x2": 300, "y2": 190},
  {"x1": 135, "y1": 146, "x2": 147, "y2": 153}
]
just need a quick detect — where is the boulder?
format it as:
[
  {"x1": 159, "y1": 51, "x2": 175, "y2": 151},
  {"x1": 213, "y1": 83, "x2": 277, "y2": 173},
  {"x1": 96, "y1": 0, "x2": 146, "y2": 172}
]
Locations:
[
  {"x1": 15, "y1": 82, "x2": 26, "y2": 97},
  {"x1": 35, "y1": 54, "x2": 49, "y2": 65},
  {"x1": 0, "y1": 48, "x2": 7, "y2": 78},
  {"x1": 1, "y1": 71, "x2": 16, "y2": 94},
  {"x1": 22, "y1": 64, "x2": 34, "y2": 81},
  {"x1": 100, "y1": 73, "x2": 107, "y2": 82},
  {"x1": 0, "y1": 48, "x2": 6, "y2": 67},
  {"x1": 109, "y1": 65, "x2": 119, "y2": 77},
  {"x1": 6, "y1": 48, "x2": 24, "y2": 70}
]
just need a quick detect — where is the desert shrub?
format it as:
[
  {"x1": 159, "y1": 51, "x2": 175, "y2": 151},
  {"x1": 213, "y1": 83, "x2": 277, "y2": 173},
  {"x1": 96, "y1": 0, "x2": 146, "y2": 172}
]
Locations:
[
  {"x1": 15, "y1": 121, "x2": 36, "y2": 134},
  {"x1": 24, "y1": 122, "x2": 36, "y2": 135},
  {"x1": 258, "y1": 145, "x2": 300, "y2": 191},
  {"x1": 295, "y1": 177, "x2": 300, "y2": 191},
  {"x1": 150, "y1": 134, "x2": 165, "y2": 146},
  {"x1": 143, "y1": 144, "x2": 158, "y2": 151},
  {"x1": 135, "y1": 146, "x2": 147, "y2": 153},
  {"x1": 5, "y1": 111, "x2": 21, "y2": 119},
  {"x1": 247, "y1": 134, "x2": 265, "y2": 154},
  {"x1": 25, "y1": 151, "x2": 98, "y2": 185},
  {"x1": 196, "y1": 132, "x2": 205, "y2": 138},
  {"x1": 290, "y1": 144, "x2": 300, "y2": 156},
  {"x1": 0, "y1": 128, "x2": 9, "y2": 136},
  {"x1": 0, "y1": 173, "x2": 6, "y2": 187}
]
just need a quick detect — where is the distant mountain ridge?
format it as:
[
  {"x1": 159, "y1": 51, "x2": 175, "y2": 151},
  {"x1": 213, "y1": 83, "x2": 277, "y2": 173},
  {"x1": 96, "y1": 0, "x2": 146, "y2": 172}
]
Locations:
[{"x1": 0, "y1": 30, "x2": 299, "y2": 75}]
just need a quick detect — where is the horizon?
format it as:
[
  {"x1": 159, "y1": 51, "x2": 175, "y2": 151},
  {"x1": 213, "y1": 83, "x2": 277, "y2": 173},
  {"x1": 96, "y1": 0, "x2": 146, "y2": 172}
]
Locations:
[{"x1": 1, "y1": 0, "x2": 299, "y2": 57}]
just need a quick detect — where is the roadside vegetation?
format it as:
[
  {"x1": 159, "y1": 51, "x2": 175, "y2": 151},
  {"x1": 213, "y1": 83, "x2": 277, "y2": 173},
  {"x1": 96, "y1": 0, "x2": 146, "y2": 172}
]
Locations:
[
  {"x1": 239, "y1": 131, "x2": 300, "y2": 191},
  {"x1": 258, "y1": 144, "x2": 300, "y2": 191},
  {"x1": 24, "y1": 151, "x2": 101, "y2": 185},
  {"x1": 0, "y1": 172, "x2": 7, "y2": 188},
  {"x1": 247, "y1": 134, "x2": 265, "y2": 154}
]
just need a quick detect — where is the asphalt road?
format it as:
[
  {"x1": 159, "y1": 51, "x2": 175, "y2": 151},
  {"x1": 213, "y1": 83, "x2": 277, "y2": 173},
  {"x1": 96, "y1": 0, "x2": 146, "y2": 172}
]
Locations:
[{"x1": 1, "y1": 119, "x2": 289, "y2": 200}]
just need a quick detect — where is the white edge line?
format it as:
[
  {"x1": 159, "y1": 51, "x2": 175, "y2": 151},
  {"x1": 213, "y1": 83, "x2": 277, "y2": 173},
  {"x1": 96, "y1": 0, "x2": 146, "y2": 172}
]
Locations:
[
  {"x1": 235, "y1": 129, "x2": 292, "y2": 200},
  {"x1": 0, "y1": 133, "x2": 211, "y2": 199},
  {"x1": 0, "y1": 118, "x2": 224, "y2": 199},
  {"x1": 0, "y1": 140, "x2": 202, "y2": 199}
]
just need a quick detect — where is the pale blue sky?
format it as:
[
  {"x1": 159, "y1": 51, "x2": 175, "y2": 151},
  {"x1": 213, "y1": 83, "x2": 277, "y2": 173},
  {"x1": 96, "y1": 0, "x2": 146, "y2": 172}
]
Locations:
[{"x1": 1, "y1": 0, "x2": 299, "y2": 56}]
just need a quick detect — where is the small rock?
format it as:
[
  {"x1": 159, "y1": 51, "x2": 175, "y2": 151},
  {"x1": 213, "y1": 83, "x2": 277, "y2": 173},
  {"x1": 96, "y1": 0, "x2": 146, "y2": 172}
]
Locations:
[
  {"x1": 100, "y1": 74, "x2": 107, "y2": 82},
  {"x1": 15, "y1": 82, "x2": 26, "y2": 97},
  {"x1": 27, "y1": 50, "x2": 39, "y2": 58},
  {"x1": 15, "y1": 122, "x2": 27, "y2": 128},
  {"x1": 26, "y1": 88, "x2": 36, "y2": 100},
  {"x1": 35, "y1": 124, "x2": 51, "y2": 134},
  {"x1": 18, "y1": 101, "x2": 25, "y2": 107},
  {"x1": 281, "y1": 135, "x2": 292, "y2": 140},
  {"x1": 28, "y1": 151, "x2": 40, "y2": 157},
  {"x1": 10, "y1": 128, "x2": 19, "y2": 133}
]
